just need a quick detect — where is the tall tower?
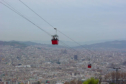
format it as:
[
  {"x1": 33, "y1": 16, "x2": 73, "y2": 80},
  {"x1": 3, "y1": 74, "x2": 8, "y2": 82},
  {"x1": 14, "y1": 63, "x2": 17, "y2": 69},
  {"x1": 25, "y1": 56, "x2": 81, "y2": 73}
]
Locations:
[{"x1": 74, "y1": 55, "x2": 78, "y2": 60}]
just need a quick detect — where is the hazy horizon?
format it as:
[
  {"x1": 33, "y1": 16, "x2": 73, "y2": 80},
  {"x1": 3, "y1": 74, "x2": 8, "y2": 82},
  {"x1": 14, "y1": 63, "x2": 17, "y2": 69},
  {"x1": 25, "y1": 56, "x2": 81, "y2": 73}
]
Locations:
[
  {"x1": 0, "y1": 39, "x2": 125, "y2": 47},
  {"x1": 1, "y1": 0, "x2": 126, "y2": 46}
]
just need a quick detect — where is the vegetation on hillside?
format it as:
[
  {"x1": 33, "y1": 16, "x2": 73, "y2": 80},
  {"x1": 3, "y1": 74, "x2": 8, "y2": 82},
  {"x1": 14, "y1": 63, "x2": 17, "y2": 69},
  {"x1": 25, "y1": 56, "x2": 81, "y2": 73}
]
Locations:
[{"x1": 83, "y1": 78, "x2": 99, "y2": 84}]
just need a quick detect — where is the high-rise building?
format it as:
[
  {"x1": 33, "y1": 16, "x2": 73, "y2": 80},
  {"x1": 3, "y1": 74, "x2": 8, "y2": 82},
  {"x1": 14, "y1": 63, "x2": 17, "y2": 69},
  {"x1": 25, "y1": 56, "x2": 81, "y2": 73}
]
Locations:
[{"x1": 74, "y1": 55, "x2": 78, "y2": 60}]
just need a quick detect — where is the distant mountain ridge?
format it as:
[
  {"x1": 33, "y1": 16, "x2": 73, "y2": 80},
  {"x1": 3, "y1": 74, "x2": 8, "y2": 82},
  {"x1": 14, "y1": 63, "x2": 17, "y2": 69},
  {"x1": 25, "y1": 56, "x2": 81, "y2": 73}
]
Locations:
[
  {"x1": 0, "y1": 41, "x2": 27, "y2": 47},
  {"x1": 0, "y1": 40, "x2": 126, "y2": 49},
  {"x1": 0, "y1": 41, "x2": 64, "y2": 48},
  {"x1": 0, "y1": 41, "x2": 45, "y2": 46},
  {"x1": 77, "y1": 40, "x2": 126, "y2": 49}
]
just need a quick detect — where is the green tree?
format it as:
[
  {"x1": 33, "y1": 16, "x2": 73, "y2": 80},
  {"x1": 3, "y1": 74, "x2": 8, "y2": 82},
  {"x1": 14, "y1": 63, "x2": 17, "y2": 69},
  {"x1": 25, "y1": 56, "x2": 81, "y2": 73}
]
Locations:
[{"x1": 83, "y1": 78, "x2": 99, "y2": 84}]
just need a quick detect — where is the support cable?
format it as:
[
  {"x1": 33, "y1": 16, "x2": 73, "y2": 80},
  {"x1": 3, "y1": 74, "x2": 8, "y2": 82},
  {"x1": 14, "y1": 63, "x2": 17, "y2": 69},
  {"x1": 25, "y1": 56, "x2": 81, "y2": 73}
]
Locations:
[
  {"x1": 18, "y1": 0, "x2": 96, "y2": 56},
  {"x1": 0, "y1": 1, "x2": 77, "y2": 52},
  {"x1": 19, "y1": 0, "x2": 82, "y2": 46},
  {"x1": 19, "y1": 0, "x2": 55, "y2": 28},
  {"x1": 0, "y1": 1, "x2": 51, "y2": 36}
]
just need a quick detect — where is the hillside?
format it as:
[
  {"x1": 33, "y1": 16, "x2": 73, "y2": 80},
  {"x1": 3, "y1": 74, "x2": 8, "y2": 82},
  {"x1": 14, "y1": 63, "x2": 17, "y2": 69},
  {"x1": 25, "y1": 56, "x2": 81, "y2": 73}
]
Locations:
[
  {"x1": 77, "y1": 40, "x2": 126, "y2": 49},
  {"x1": 0, "y1": 41, "x2": 27, "y2": 47},
  {"x1": 0, "y1": 41, "x2": 64, "y2": 48},
  {"x1": 0, "y1": 40, "x2": 126, "y2": 49}
]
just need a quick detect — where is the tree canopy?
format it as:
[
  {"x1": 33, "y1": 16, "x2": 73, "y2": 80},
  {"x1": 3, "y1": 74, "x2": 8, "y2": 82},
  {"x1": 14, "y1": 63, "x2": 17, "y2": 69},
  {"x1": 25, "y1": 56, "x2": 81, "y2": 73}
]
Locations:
[{"x1": 83, "y1": 78, "x2": 99, "y2": 84}]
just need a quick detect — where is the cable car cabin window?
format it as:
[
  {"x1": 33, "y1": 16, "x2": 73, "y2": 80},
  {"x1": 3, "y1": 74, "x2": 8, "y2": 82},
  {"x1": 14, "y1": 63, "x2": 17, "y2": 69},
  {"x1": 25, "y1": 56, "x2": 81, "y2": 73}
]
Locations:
[
  {"x1": 51, "y1": 39, "x2": 58, "y2": 45},
  {"x1": 88, "y1": 64, "x2": 91, "y2": 68}
]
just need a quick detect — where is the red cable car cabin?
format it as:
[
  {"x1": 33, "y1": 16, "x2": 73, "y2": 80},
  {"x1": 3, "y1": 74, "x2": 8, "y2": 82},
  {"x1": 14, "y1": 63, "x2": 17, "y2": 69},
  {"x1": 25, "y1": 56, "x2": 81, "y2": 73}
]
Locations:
[
  {"x1": 51, "y1": 28, "x2": 59, "y2": 45},
  {"x1": 51, "y1": 39, "x2": 58, "y2": 45},
  {"x1": 51, "y1": 35, "x2": 59, "y2": 45},
  {"x1": 88, "y1": 64, "x2": 91, "y2": 68}
]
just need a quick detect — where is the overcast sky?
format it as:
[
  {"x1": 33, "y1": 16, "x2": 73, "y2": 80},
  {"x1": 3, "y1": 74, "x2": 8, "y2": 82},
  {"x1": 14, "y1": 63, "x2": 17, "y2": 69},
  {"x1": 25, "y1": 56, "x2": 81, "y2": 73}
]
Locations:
[{"x1": 0, "y1": 0, "x2": 126, "y2": 45}]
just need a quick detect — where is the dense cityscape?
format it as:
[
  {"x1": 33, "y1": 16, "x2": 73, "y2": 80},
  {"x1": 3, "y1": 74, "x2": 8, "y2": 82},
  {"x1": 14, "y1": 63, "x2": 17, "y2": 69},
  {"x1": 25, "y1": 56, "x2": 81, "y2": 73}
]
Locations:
[
  {"x1": 1, "y1": 0, "x2": 126, "y2": 83},
  {"x1": 0, "y1": 41, "x2": 126, "y2": 84}
]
